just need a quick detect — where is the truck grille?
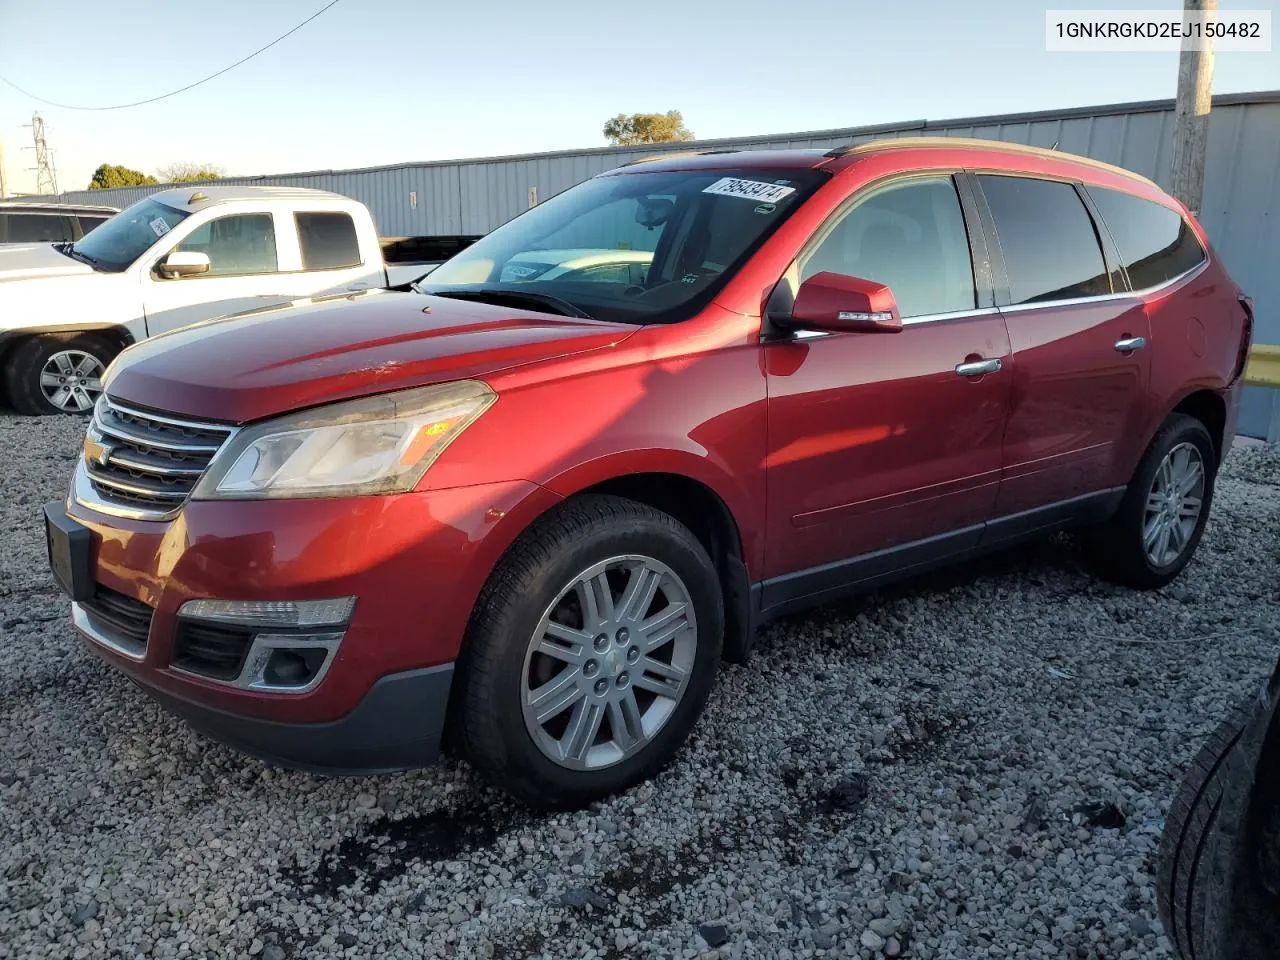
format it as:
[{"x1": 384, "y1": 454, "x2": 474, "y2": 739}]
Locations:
[{"x1": 82, "y1": 397, "x2": 235, "y2": 520}]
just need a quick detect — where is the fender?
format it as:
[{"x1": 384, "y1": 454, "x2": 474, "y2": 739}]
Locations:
[
  {"x1": 539, "y1": 446, "x2": 762, "y2": 574},
  {"x1": 0, "y1": 322, "x2": 138, "y2": 350}
]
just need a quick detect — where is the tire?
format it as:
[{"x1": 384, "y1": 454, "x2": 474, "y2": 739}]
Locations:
[
  {"x1": 1156, "y1": 701, "x2": 1252, "y2": 960},
  {"x1": 450, "y1": 494, "x2": 724, "y2": 809},
  {"x1": 3, "y1": 332, "x2": 117, "y2": 415},
  {"x1": 1085, "y1": 413, "x2": 1217, "y2": 589}
]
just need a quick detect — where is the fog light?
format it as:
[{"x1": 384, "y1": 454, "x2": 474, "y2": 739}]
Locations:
[
  {"x1": 264, "y1": 648, "x2": 328, "y2": 686},
  {"x1": 179, "y1": 597, "x2": 355, "y2": 628}
]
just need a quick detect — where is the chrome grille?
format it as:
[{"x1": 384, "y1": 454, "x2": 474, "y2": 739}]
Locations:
[{"x1": 81, "y1": 396, "x2": 234, "y2": 519}]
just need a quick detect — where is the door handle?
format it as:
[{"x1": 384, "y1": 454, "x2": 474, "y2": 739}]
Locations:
[
  {"x1": 955, "y1": 358, "x2": 1002, "y2": 377},
  {"x1": 1114, "y1": 336, "x2": 1147, "y2": 353}
]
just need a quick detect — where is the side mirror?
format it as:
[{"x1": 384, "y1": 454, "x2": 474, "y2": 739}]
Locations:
[
  {"x1": 788, "y1": 271, "x2": 902, "y2": 334},
  {"x1": 158, "y1": 251, "x2": 211, "y2": 279}
]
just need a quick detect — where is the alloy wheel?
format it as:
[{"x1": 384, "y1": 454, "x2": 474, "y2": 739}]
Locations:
[
  {"x1": 1143, "y1": 441, "x2": 1205, "y2": 567},
  {"x1": 520, "y1": 554, "x2": 697, "y2": 771},
  {"x1": 39, "y1": 350, "x2": 104, "y2": 412}
]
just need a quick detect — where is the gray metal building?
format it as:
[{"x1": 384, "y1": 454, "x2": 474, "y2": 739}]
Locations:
[{"x1": 46, "y1": 91, "x2": 1280, "y2": 439}]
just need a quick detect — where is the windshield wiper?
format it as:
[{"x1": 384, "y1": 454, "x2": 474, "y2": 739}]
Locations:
[
  {"x1": 422, "y1": 287, "x2": 596, "y2": 321},
  {"x1": 55, "y1": 242, "x2": 97, "y2": 266}
]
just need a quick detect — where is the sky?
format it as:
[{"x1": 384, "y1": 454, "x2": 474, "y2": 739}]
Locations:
[{"x1": 1, "y1": 0, "x2": 1277, "y2": 195}]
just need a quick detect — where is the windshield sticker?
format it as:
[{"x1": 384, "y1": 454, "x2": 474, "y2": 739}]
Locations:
[
  {"x1": 754, "y1": 203, "x2": 777, "y2": 215},
  {"x1": 702, "y1": 177, "x2": 797, "y2": 204},
  {"x1": 149, "y1": 217, "x2": 171, "y2": 238}
]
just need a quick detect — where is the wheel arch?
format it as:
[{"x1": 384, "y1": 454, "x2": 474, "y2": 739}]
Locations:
[
  {"x1": 0, "y1": 323, "x2": 136, "y2": 370},
  {"x1": 540, "y1": 459, "x2": 759, "y2": 665},
  {"x1": 1171, "y1": 388, "x2": 1228, "y2": 465}
]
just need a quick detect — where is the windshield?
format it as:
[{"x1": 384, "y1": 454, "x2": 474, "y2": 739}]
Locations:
[
  {"x1": 421, "y1": 167, "x2": 828, "y2": 324},
  {"x1": 70, "y1": 197, "x2": 189, "y2": 272}
]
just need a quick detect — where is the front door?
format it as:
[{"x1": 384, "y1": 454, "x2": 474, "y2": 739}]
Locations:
[
  {"x1": 142, "y1": 211, "x2": 292, "y2": 336},
  {"x1": 762, "y1": 174, "x2": 1012, "y2": 610},
  {"x1": 974, "y1": 174, "x2": 1152, "y2": 517}
]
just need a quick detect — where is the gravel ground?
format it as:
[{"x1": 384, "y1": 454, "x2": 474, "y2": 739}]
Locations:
[{"x1": 1, "y1": 415, "x2": 1277, "y2": 960}]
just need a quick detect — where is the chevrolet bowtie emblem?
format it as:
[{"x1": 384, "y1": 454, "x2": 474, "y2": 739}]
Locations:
[{"x1": 83, "y1": 431, "x2": 113, "y2": 468}]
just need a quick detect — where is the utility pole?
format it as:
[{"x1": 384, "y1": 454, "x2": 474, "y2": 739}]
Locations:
[
  {"x1": 24, "y1": 113, "x2": 59, "y2": 195},
  {"x1": 0, "y1": 138, "x2": 8, "y2": 198},
  {"x1": 1170, "y1": 0, "x2": 1216, "y2": 215}
]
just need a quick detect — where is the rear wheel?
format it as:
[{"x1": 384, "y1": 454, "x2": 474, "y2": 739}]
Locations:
[
  {"x1": 451, "y1": 495, "x2": 723, "y2": 809},
  {"x1": 3, "y1": 332, "x2": 116, "y2": 415},
  {"x1": 1085, "y1": 413, "x2": 1216, "y2": 589}
]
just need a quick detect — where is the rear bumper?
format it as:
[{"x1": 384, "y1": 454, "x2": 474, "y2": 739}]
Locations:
[{"x1": 88, "y1": 634, "x2": 456, "y2": 774}]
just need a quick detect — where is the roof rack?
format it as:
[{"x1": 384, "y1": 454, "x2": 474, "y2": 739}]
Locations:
[
  {"x1": 819, "y1": 136, "x2": 1155, "y2": 186},
  {"x1": 618, "y1": 148, "x2": 741, "y2": 167}
]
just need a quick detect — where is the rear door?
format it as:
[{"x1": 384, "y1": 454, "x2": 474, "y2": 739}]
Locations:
[
  {"x1": 762, "y1": 174, "x2": 1012, "y2": 606},
  {"x1": 974, "y1": 173, "x2": 1152, "y2": 524}
]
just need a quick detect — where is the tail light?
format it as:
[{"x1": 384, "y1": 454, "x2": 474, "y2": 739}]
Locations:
[{"x1": 1233, "y1": 294, "x2": 1254, "y2": 382}]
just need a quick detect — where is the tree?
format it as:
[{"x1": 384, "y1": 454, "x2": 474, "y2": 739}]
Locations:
[
  {"x1": 88, "y1": 164, "x2": 158, "y2": 190},
  {"x1": 603, "y1": 110, "x2": 695, "y2": 146},
  {"x1": 156, "y1": 162, "x2": 225, "y2": 183}
]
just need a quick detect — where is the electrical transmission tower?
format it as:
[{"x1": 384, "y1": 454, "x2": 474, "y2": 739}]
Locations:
[{"x1": 24, "y1": 113, "x2": 58, "y2": 195}]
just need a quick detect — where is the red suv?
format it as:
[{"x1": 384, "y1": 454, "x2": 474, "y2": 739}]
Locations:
[{"x1": 44, "y1": 139, "x2": 1253, "y2": 808}]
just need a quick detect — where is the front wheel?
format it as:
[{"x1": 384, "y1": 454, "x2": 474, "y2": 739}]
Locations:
[
  {"x1": 1085, "y1": 413, "x2": 1217, "y2": 589},
  {"x1": 450, "y1": 495, "x2": 724, "y2": 809},
  {"x1": 3, "y1": 332, "x2": 117, "y2": 415}
]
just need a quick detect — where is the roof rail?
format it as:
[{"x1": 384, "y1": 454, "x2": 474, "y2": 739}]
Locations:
[{"x1": 618, "y1": 148, "x2": 741, "y2": 167}]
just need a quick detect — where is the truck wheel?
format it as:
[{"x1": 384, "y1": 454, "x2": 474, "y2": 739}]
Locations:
[
  {"x1": 1156, "y1": 700, "x2": 1252, "y2": 959},
  {"x1": 1084, "y1": 413, "x2": 1216, "y2": 589},
  {"x1": 450, "y1": 494, "x2": 723, "y2": 809},
  {"x1": 3, "y1": 332, "x2": 116, "y2": 415}
]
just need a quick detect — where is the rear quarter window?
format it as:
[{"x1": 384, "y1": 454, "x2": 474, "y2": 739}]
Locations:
[
  {"x1": 1086, "y1": 187, "x2": 1206, "y2": 290},
  {"x1": 296, "y1": 212, "x2": 361, "y2": 270}
]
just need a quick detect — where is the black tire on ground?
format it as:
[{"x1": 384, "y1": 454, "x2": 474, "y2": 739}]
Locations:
[
  {"x1": 2, "y1": 332, "x2": 118, "y2": 415},
  {"x1": 449, "y1": 494, "x2": 724, "y2": 810},
  {"x1": 1085, "y1": 413, "x2": 1217, "y2": 589},
  {"x1": 1156, "y1": 701, "x2": 1253, "y2": 960}
]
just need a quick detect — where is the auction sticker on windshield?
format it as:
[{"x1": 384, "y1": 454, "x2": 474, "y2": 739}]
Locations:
[
  {"x1": 702, "y1": 178, "x2": 797, "y2": 204},
  {"x1": 149, "y1": 217, "x2": 171, "y2": 238}
]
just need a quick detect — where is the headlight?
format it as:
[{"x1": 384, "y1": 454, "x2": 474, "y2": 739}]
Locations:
[{"x1": 192, "y1": 380, "x2": 495, "y2": 500}]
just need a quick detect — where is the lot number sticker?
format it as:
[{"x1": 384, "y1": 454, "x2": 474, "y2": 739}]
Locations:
[
  {"x1": 702, "y1": 177, "x2": 796, "y2": 204},
  {"x1": 149, "y1": 217, "x2": 171, "y2": 238}
]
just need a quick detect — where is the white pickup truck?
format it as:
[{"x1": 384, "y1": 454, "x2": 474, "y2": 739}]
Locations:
[{"x1": 0, "y1": 186, "x2": 468, "y2": 414}]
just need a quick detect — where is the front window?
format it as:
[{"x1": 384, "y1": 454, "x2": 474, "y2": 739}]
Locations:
[
  {"x1": 421, "y1": 167, "x2": 828, "y2": 324},
  {"x1": 71, "y1": 197, "x2": 189, "y2": 272},
  {"x1": 173, "y1": 213, "x2": 278, "y2": 276}
]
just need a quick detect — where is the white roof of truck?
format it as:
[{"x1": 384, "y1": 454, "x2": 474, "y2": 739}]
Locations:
[{"x1": 151, "y1": 185, "x2": 350, "y2": 211}]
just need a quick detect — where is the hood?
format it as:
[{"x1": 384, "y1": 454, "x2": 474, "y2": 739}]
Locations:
[
  {"x1": 106, "y1": 289, "x2": 638, "y2": 422},
  {"x1": 0, "y1": 243, "x2": 96, "y2": 281}
]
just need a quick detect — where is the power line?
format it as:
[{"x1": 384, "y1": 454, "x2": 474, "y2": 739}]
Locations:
[{"x1": 0, "y1": 0, "x2": 343, "y2": 112}]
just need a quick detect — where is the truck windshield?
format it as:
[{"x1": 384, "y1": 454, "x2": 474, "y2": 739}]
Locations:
[
  {"x1": 70, "y1": 197, "x2": 189, "y2": 272},
  {"x1": 420, "y1": 166, "x2": 828, "y2": 324}
]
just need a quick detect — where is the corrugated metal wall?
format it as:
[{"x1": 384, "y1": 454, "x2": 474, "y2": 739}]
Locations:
[{"x1": 40, "y1": 91, "x2": 1280, "y2": 438}]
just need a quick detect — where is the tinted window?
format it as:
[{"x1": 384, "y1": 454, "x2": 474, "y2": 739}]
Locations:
[
  {"x1": 7, "y1": 213, "x2": 75, "y2": 243},
  {"x1": 801, "y1": 176, "x2": 976, "y2": 318},
  {"x1": 296, "y1": 212, "x2": 361, "y2": 269},
  {"x1": 76, "y1": 215, "x2": 111, "y2": 236},
  {"x1": 175, "y1": 214, "x2": 277, "y2": 276},
  {"x1": 1088, "y1": 187, "x2": 1206, "y2": 290},
  {"x1": 979, "y1": 176, "x2": 1109, "y2": 304}
]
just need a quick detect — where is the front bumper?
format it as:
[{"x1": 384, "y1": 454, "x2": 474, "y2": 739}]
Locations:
[
  {"x1": 53, "y1": 475, "x2": 561, "y2": 767},
  {"x1": 109, "y1": 653, "x2": 455, "y2": 774}
]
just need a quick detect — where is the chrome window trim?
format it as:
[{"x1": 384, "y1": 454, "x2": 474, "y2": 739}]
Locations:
[
  {"x1": 72, "y1": 601, "x2": 146, "y2": 661},
  {"x1": 901, "y1": 306, "x2": 1001, "y2": 326},
  {"x1": 998, "y1": 257, "x2": 1208, "y2": 314}
]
